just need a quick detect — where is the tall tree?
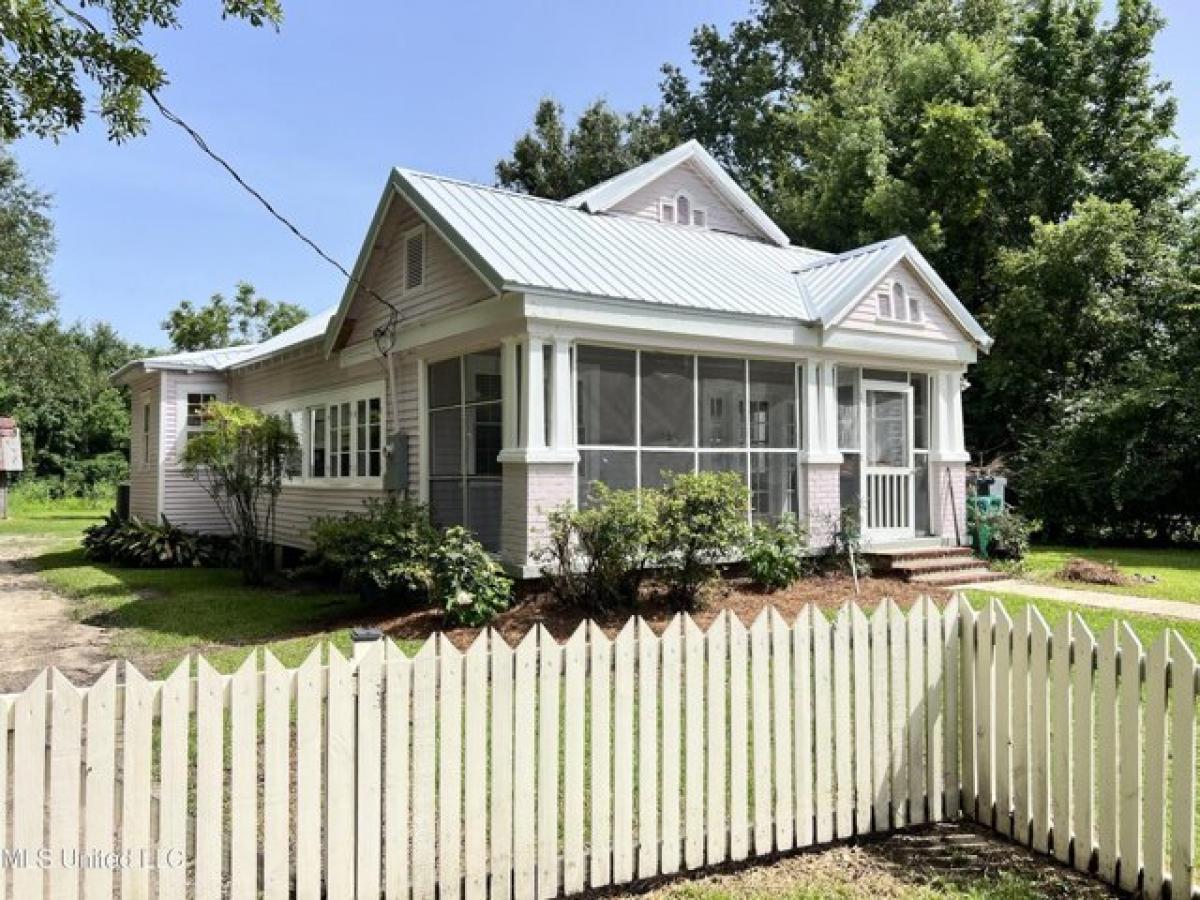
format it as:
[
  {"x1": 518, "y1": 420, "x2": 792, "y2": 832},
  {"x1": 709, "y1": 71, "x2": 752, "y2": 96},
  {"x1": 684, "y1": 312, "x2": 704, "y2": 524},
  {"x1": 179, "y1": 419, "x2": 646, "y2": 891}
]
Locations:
[
  {"x1": 0, "y1": 148, "x2": 55, "y2": 326},
  {"x1": 162, "y1": 281, "x2": 308, "y2": 352},
  {"x1": 0, "y1": 0, "x2": 282, "y2": 141},
  {"x1": 496, "y1": 99, "x2": 672, "y2": 199}
]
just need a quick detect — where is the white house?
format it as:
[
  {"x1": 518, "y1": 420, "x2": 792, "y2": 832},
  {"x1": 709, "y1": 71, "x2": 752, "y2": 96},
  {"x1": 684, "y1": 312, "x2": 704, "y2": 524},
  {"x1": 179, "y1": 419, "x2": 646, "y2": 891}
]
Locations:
[{"x1": 113, "y1": 141, "x2": 990, "y2": 575}]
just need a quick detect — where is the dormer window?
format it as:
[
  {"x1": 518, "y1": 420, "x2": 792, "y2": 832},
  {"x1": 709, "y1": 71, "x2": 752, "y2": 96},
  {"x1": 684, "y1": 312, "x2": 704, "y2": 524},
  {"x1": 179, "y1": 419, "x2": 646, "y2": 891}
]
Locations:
[
  {"x1": 877, "y1": 280, "x2": 922, "y2": 323},
  {"x1": 659, "y1": 192, "x2": 708, "y2": 229}
]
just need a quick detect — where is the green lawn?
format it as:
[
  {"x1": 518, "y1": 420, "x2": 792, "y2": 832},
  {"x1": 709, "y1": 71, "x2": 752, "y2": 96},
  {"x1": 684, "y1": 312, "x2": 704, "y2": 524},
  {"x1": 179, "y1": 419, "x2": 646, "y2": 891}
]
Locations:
[
  {"x1": 33, "y1": 544, "x2": 414, "y2": 677},
  {"x1": 0, "y1": 496, "x2": 108, "y2": 536},
  {"x1": 1023, "y1": 545, "x2": 1200, "y2": 604},
  {"x1": 655, "y1": 874, "x2": 1083, "y2": 899}
]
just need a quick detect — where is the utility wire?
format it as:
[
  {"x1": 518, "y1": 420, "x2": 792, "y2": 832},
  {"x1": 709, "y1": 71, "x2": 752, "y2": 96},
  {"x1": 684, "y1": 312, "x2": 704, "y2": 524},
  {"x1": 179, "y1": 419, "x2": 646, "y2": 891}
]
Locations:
[{"x1": 51, "y1": 0, "x2": 403, "y2": 344}]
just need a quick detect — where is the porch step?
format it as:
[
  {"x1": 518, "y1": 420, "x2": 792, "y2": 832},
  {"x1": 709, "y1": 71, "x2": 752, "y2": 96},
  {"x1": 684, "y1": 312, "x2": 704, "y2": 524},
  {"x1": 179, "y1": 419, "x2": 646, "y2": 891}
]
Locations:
[
  {"x1": 909, "y1": 568, "x2": 1009, "y2": 587},
  {"x1": 889, "y1": 554, "x2": 986, "y2": 574}
]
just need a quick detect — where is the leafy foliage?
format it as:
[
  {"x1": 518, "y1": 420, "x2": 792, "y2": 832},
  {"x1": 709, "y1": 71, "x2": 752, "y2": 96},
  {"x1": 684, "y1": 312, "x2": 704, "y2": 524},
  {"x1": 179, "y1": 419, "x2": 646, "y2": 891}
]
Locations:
[
  {"x1": 0, "y1": 0, "x2": 282, "y2": 142},
  {"x1": 745, "y1": 514, "x2": 810, "y2": 590},
  {"x1": 309, "y1": 497, "x2": 438, "y2": 603},
  {"x1": 537, "y1": 484, "x2": 658, "y2": 614},
  {"x1": 968, "y1": 501, "x2": 1038, "y2": 561},
  {"x1": 431, "y1": 526, "x2": 512, "y2": 627},
  {"x1": 180, "y1": 401, "x2": 298, "y2": 585},
  {"x1": 651, "y1": 471, "x2": 750, "y2": 610},
  {"x1": 83, "y1": 511, "x2": 233, "y2": 568},
  {"x1": 162, "y1": 281, "x2": 308, "y2": 352}
]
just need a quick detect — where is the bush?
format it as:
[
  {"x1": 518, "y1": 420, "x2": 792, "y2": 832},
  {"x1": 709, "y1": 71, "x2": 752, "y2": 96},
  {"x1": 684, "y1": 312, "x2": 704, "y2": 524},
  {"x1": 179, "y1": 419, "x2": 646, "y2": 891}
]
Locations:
[
  {"x1": 82, "y1": 512, "x2": 233, "y2": 568},
  {"x1": 537, "y1": 484, "x2": 657, "y2": 613},
  {"x1": 968, "y1": 502, "x2": 1038, "y2": 561},
  {"x1": 745, "y1": 514, "x2": 809, "y2": 590},
  {"x1": 432, "y1": 526, "x2": 512, "y2": 627},
  {"x1": 309, "y1": 497, "x2": 438, "y2": 603},
  {"x1": 652, "y1": 470, "x2": 750, "y2": 610}
]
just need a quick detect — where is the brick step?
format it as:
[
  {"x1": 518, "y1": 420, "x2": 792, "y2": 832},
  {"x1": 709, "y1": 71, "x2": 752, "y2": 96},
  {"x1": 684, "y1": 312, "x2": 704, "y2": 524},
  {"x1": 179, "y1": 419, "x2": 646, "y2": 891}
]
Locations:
[
  {"x1": 872, "y1": 546, "x2": 975, "y2": 563},
  {"x1": 909, "y1": 568, "x2": 1008, "y2": 586},
  {"x1": 889, "y1": 555, "x2": 988, "y2": 574}
]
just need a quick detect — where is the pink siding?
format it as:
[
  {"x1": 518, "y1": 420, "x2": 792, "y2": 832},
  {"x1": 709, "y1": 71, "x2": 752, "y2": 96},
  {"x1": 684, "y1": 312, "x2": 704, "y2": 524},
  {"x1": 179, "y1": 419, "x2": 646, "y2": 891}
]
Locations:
[
  {"x1": 805, "y1": 463, "x2": 841, "y2": 547},
  {"x1": 609, "y1": 161, "x2": 764, "y2": 240},
  {"x1": 127, "y1": 373, "x2": 161, "y2": 522},
  {"x1": 933, "y1": 461, "x2": 968, "y2": 544},
  {"x1": 838, "y1": 261, "x2": 968, "y2": 343},
  {"x1": 342, "y1": 196, "x2": 494, "y2": 349}
]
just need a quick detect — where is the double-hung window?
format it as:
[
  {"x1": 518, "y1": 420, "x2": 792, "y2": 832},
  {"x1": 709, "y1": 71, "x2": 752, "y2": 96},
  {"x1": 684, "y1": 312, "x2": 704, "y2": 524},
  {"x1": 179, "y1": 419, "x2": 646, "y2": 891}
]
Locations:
[
  {"x1": 291, "y1": 385, "x2": 385, "y2": 484},
  {"x1": 184, "y1": 393, "x2": 217, "y2": 444},
  {"x1": 141, "y1": 393, "x2": 151, "y2": 465}
]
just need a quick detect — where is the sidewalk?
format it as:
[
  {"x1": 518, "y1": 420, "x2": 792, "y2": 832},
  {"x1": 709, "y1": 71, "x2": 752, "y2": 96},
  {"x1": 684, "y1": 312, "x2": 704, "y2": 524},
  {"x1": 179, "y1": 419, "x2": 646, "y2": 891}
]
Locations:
[{"x1": 960, "y1": 577, "x2": 1200, "y2": 623}]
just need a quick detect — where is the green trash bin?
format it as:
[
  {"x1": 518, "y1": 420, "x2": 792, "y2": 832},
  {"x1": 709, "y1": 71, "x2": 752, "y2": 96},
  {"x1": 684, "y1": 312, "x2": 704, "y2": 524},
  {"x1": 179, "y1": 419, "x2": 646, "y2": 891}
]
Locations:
[{"x1": 971, "y1": 495, "x2": 1003, "y2": 558}]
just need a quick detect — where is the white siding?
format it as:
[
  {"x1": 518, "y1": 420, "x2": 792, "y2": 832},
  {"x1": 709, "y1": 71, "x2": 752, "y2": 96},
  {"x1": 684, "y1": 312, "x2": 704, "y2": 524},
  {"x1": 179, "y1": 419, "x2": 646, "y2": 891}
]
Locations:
[
  {"x1": 228, "y1": 346, "x2": 421, "y2": 549},
  {"x1": 341, "y1": 197, "x2": 494, "y2": 349},
  {"x1": 608, "y1": 161, "x2": 764, "y2": 240},
  {"x1": 838, "y1": 261, "x2": 969, "y2": 344},
  {"x1": 160, "y1": 372, "x2": 229, "y2": 532},
  {"x1": 127, "y1": 373, "x2": 161, "y2": 522}
]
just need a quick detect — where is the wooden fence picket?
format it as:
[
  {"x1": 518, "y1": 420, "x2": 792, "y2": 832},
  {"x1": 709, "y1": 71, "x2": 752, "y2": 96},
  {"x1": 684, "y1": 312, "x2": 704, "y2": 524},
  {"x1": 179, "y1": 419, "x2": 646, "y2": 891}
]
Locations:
[
  {"x1": 1117, "y1": 624, "x2": 1143, "y2": 894},
  {"x1": 1071, "y1": 616, "x2": 1095, "y2": 876},
  {"x1": 1, "y1": 600, "x2": 1195, "y2": 900},
  {"x1": 1050, "y1": 614, "x2": 1072, "y2": 864}
]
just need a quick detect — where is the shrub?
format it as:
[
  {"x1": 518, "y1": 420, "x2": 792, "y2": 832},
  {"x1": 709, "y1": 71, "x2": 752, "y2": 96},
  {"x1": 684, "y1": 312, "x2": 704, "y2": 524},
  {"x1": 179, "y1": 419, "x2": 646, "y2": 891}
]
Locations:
[
  {"x1": 651, "y1": 470, "x2": 750, "y2": 610},
  {"x1": 745, "y1": 514, "x2": 809, "y2": 590},
  {"x1": 432, "y1": 526, "x2": 513, "y2": 627},
  {"x1": 537, "y1": 484, "x2": 657, "y2": 613},
  {"x1": 309, "y1": 497, "x2": 439, "y2": 603},
  {"x1": 968, "y1": 502, "x2": 1038, "y2": 561},
  {"x1": 817, "y1": 504, "x2": 870, "y2": 578},
  {"x1": 82, "y1": 512, "x2": 233, "y2": 568}
]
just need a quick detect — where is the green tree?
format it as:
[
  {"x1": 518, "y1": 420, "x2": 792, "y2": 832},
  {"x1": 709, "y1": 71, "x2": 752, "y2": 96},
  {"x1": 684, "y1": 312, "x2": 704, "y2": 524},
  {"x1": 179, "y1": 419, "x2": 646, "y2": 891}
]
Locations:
[
  {"x1": 496, "y1": 99, "x2": 672, "y2": 199},
  {"x1": 162, "y1": 281, "x2": 307, "y2": 351},
  {"x1": 0, "y1": 148, "x2": 55, "y2": 327},
  {"x1": 181, "y1": 401, "x2": 298, "y2": 584},
  {"x1": 0, "y1": 0, "x2": 282, "y2": 142}
]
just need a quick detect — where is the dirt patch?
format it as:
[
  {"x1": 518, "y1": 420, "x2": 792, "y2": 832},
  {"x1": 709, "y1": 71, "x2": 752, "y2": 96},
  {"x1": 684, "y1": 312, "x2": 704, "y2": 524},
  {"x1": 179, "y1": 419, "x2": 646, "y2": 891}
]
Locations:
[
  {"x1": 1056, "y1": 557, "x2": 1131, "y2": 587},
  {"x1": 0, "y1": 536, "x2": 113, "y2": 693},
  {"x1": 375, "y1": 573, "x2": 952, "y2": 651},
  {"x1": 603, "y1": 822, "x2": 1117, "y2": 899}
]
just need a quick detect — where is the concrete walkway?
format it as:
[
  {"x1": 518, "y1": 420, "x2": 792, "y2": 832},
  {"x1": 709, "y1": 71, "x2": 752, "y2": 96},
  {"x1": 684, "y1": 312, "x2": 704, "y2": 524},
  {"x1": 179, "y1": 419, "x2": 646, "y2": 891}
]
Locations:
[
  {"x1": 960, "y1": 577, "x2": 1200, "y2": 623},
  {"x1": 0, "y1": 535, "x2": 112, "y2": 693}
]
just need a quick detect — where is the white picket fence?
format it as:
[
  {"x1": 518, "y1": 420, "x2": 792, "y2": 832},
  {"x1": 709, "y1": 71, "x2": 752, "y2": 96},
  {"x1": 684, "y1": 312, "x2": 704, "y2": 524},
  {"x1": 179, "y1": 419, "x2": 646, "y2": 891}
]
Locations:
[{"x1": 0, "y1": 595, "x2": 1194, "y2": 899}]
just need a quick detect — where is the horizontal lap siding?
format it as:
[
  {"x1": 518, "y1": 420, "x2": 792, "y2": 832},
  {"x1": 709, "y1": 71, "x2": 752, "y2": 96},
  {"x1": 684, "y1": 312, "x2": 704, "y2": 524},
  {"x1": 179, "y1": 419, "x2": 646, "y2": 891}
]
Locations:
[
  {"x1": 161, "y1": 372, "x2": 229, "y2": 533},
  {"x1": 272, "y1": 486, "x2": 383, "y2": 549},
  {"x1": 609, "y1": 161, "x2": 762, "y2": 239},
  {"x1": 128, "y1": 373, "x2": 160, "y2": 521},
  {"x1": 344, "y1": 196, "x2": 494, "y2": 347},
  {"x1": 839, "y1": 262, "x2": 965, "y2": 343}
]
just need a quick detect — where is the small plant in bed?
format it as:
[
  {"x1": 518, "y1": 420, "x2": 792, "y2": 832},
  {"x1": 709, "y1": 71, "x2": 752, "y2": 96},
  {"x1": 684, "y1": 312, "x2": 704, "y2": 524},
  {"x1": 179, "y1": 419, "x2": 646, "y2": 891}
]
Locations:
[
  {"x1": 432, "y1": 526, "x2": 512, "y2": 627},
  {"x1": 745, "y1": 514, "x2": 810, "y2": 590},
  {"x1": 308, "y1": 497, "x2": 439, "y2": 603},
  {"x1": 82, "y1": 512, "x2": 233, "y2": 568}
]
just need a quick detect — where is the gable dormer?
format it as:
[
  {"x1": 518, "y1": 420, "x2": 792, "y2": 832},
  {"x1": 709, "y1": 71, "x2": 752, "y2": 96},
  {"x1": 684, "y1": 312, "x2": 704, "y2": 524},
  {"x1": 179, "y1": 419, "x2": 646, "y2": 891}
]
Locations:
[{"x1": 565, "y1": 141, "x2": 790, "y2": 247}]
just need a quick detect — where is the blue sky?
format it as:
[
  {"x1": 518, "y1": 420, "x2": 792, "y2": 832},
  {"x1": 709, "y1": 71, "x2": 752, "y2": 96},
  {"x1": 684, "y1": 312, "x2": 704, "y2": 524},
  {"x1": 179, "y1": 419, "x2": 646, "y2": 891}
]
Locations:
[{"x1": 13, "y1": 0, "x2": 1200, "y2": 349}]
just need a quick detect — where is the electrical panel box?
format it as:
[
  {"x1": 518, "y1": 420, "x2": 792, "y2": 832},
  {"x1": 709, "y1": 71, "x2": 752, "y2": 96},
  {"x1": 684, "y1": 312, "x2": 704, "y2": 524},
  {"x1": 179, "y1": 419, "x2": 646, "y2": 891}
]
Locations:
[{"x1": 383, "y1": 432, "x2": 409, "y2": 493}]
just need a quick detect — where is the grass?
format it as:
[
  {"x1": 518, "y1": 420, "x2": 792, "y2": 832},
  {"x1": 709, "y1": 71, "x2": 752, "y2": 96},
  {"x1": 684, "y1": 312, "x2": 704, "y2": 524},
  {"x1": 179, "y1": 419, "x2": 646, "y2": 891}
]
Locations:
[
  {"x1": 1022, "y1": 545, "x2": 1200, "y2": 604},
  {"x1": 654, "y1": 874, "x2": 1074, "y2": 899},
  {"x1": 32, "y1": 545, "x2": 411, "y2": 677},
  {"x1": 0, "y1": 495, "x2": 108, "y2": 536}
]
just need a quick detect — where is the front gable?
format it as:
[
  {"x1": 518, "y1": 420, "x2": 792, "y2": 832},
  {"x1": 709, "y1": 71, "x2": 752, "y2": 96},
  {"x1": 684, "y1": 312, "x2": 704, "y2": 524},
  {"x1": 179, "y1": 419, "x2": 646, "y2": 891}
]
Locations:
[
  {"x1": 606, "y1": 159, "x2": 765, "y2": 240},
  {"x1": 835, "y1": 260, "x2": 974, "y2": 345},
  {"x1": 326, "y1": 182, "x2": 497, "y2": 355}
]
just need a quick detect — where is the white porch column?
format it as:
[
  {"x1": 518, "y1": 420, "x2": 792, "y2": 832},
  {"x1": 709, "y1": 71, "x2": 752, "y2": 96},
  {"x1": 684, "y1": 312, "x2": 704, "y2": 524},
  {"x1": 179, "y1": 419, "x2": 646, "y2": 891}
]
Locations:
[
  {"x1": 500, "y1": 338, "x2": 519, "y2": 452},
  {"x1": 551, "y1": 338, "x2": 575, "y2": 451},
  {"x1": 802, "y1": 360, "x2": 843, "y2": 547},
  {"x1": 930, "y1": 370, "x2": 970, "y2": 543},
  {"x1": 522, "y1": 336, "x2": 546, "y2": 451}
]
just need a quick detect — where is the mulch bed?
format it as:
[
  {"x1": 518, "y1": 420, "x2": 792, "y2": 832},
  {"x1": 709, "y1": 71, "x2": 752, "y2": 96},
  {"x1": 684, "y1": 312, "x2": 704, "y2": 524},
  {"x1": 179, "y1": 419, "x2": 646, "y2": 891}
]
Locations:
[{"x1": 371, "y1": 574, "x2": 953, "y2": 651}]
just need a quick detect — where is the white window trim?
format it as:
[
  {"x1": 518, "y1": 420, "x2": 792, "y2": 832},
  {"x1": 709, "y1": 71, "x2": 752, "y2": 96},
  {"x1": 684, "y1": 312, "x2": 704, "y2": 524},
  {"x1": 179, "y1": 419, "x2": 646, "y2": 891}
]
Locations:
[
  {"x1": 402, "y1": 224, "x2": 427, "y2": 293},
  {"x1": 876, "y1": 280, "x2": 924, "y2": 326},
  {"x1": 259, "y1": 379, "x2": 387, "y2": 489},
  {"x1": 139, "y1": 391, "x2": 151, "y2": 469},
  {"x1": 658, "y1": 192, "x2": 708, "y2": 229},
  {"x1": 173, "y1": 383, "x2": 226, "y2": 461}
]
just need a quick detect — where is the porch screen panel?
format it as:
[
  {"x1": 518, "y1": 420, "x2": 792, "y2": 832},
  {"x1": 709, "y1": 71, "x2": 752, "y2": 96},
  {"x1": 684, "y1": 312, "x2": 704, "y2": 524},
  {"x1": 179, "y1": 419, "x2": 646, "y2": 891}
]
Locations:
[
  {"x1": 912, "y1": 373, "x2": 931, "y2": 535},
  {"x1": 640, "y1": 352, "x2": 694, "y2": 447},
  {"x1": 427, "y1": 350, "x2": 503, "y2": 551},
  {"x1": 699, "y1": 357, "x2": 745, "y2": 448},
  {"x1": 578, "y1": 450, "x2": 636, "y2": 507},
  {"x1": 576, "y1": 346, "x2": 635, "y2": 446},
  {"x1": 640, "y1": 452, "x2": 695, "y2": 490}
]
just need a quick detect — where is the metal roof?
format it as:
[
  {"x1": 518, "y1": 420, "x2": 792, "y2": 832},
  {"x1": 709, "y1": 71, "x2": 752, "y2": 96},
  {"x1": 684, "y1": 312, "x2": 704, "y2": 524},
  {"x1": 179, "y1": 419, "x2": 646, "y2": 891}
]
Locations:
[
  {"x1": 563, "y1": 140, "x2": 792, "y2": 247},
  {"x1": 112, "y1": 307, "x2": 336, "y2": 384},
  {"x1": 395, "y1": 168, "x2": 827, "y2": 321}
]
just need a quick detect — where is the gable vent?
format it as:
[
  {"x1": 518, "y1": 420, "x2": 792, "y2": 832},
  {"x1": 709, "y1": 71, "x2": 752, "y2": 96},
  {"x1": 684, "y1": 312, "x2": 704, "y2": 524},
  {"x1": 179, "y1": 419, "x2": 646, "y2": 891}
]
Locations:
[{"x1": 404, "y1": 227, "x2": 426, "y2": 291}]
